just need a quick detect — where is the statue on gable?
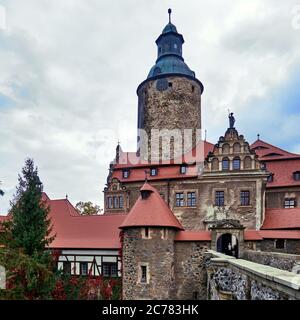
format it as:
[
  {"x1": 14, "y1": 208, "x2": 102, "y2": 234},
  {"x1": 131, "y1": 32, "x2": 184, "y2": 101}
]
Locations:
[{"x1": 228, "y1": 112, "x2": 235, "y2": 129}]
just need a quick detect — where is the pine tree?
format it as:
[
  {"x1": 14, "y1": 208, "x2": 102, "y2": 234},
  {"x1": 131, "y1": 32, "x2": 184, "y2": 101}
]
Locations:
[{"x1": 10, "y1": 158, "x2": 54, "y2": 255}]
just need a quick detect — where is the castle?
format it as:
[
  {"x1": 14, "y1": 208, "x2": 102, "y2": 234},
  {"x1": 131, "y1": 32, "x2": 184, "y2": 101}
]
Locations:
[{"x1": 1, "y1": 10, "x2": 300, "y2": 300}]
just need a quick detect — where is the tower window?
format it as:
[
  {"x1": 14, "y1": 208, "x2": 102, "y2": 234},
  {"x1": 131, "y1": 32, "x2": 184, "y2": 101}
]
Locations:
[
  {"x1": 145, "y1": 227, "x2": 149, "y2": 238},
  {"x1": 215, "y1": 191, "x2": 225, "y2": 207},
  {"x1": 187, "y1": 192, "x2": 196, "y2": 207},
  {"x1": 240, "y1": 191, "x2": 250, "y2": 206},
  {"x1": 267, "y1": 174, "x2": 274, "y2": 182},
  {"x1": 192, "y1": 291, "x2": 199, "y2": 300},
  {"x1": 191, "y1": 85, "x2": 195, "y2": 92},
  {"x1": 222, "y1": 158, "x2": 229, "y2": 171},
  {"x1": 293, "y1": 171, "x2": 300, "y2": 181},
  {"x1": 168, "y1": 82, "x2": 173, "y2": 88},
  {"x1": 175, "y1": 193, "x2": 185, "y2": 206},
  {"x1": 140, "y1": 265, "x2": 148, "y2": 283},
  {"x1": 123, "y1": 169, "x2": 130, "y2": 179},
  {"x1": 150, "y1": 168, "x2": 157, "y2": 176},
  {"x1": 180, "y1": 165, "x2": 187, "y2": 174},
  {"x1": 284, "y1": 198, "x2": 296, "y2": 208},
  {"x1": 275, "y1": 239, "x2": 285, "y2": 249},
  {"x1": 80, "y1": 262, "x2": 88, "y2": 276}
]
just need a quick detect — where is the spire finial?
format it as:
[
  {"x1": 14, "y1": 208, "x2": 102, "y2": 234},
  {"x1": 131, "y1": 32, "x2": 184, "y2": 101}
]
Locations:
[
  {"x1": 257, "y1": 133, "x2": 260, "y2": 140},
  {"x1": 168, "y1": 8, "x2": 172, "y2": 23}
]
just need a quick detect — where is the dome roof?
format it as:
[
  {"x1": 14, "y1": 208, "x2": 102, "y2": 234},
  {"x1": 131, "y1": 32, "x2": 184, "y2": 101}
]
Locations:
[
  {"x1": 162, "y1": 22, "x2": 178, "y2": 34},
  {"x1": 147, "y1": 55, "x2": 195, "y2": 78}
]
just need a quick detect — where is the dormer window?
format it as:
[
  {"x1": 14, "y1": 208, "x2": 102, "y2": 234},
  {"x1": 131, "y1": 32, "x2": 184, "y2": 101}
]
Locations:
[
  {"x1": 267, "y1": 174, "x2": 274, "y2": 183},
  {"x1": 180, "y1": 165, "x2": 187, "y2": 174},
  {"x1": 293, "y1": 171, "x2": 300, "y2": 181},
  {"x1": 123, "y1": 169, "x2": 130, "y2": 179},
  {"x1": 150, "y1": 168, "x2": 158, "y2": 176}
]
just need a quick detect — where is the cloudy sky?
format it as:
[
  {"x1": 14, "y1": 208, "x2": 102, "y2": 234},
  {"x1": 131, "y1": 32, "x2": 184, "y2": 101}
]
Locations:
[{"x1": 0, "y1": 0, "x2": 300, "y2": 213}]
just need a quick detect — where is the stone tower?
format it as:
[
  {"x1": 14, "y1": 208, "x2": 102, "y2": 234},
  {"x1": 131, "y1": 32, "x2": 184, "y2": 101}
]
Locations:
[
  {"x1": 119, "y1": 182, "x2": 183, "y2": 300},
  {"x1": 137, "y1": 9, "x2": 204, "y2": 162}
]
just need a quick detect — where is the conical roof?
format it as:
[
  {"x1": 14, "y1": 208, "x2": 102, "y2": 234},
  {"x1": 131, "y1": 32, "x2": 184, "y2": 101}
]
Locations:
[{"x1": 119, "y1": 182, "x2": 183, "y2": 230}]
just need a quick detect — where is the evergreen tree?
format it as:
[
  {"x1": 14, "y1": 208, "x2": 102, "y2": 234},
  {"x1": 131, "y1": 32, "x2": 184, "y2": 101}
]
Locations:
[{"x1": 10, "y1": 158, "x2": 54, "y2": 255}]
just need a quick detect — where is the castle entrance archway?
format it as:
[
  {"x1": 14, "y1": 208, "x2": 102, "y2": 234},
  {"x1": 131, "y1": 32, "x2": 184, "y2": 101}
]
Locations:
[{"x1": 217, "y1": 233, "x2": 238, "y2": 258}]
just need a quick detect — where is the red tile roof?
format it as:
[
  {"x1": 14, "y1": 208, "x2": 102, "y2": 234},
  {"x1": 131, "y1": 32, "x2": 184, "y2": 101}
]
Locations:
[
  {"x1": 47, "y1": 198, "x2": 126, "y2": 249},
  {"x1": 263, "y1": 159, "x2": 300, "y2": 188},
  {"x1": 262, "y1": 208, "x2": 300, "y2": 230},
  {"x1": 120, "y1": 183, "x2": 183, "y2": 230},
  {"x1": 175, "y1": 231, "x2": 211, "y2": 241},
  {"x1": 244, "y1": 230, "x2": 263, "y2": 240},
  {"x1": 251, "y1": 139, "x2": 300, "y2": 161},
  {"x1": 258, "y1": 230, "x2": 300, "y2": 239},
  {"x1": 111, "y1": 141, "x2": 214, "y2": 183}
]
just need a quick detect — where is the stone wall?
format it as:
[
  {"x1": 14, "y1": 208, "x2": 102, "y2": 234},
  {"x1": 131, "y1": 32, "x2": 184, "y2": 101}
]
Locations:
[
  {"x1": 137, "y1": 76, "x2": 201, "y2": 161},
  {"x1": 243, "y1": 250, "x2": 300, "y2": 272},
  {"x1": 173, "y1": 241, "x2": 210, "y2": 299},
  {"x1": 122, "y1": 227, "x2": 176, "y2": 300},
  {"x1": 206, "y1": 251, "x2": 300, "y2": 300},
  {"x1": 260, "y1": 239, "x2": 300, "y2": 255},
  {"x1": 122, "y1": 178, "x2": 262, "y2": 231}
]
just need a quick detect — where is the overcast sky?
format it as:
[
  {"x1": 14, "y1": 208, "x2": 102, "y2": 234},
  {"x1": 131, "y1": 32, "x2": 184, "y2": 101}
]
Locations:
[{"x1": 0, "y1": 0, "x2": 300, "y2": 213}]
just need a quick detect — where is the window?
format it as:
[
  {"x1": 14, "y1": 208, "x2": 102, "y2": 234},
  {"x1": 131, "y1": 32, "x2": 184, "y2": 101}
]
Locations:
[
  {"x1": 163, "y1": 228, "x2": 167, "y2": 239},
  {"x1": 102, "y1": 263, "x2": 118, "y2": 277},
  {"x1": 233, "y1": 143, "x2": 240, "y2": 153},
  {"x1": 150, "y1": 168, "x2": 157, "y2": 176},
  {"x1": 240, "y1": 191, "x2": 250, "y2": 206},
  {"x1": 141, "y1": 265, "x2": 147, "y2": 283},
  {"x1": 284, "y1": 198, "x2": 296, "y2": 208},
  {"x1": 113, "y1": 196, "x2": 119, "y2": 209},
  {"x1": 107, "y1": 197, "x2": 113, "y2": 209},
  {"x1": 293, "y1": 171, "x2": 300, "y2": 181},
  {"x1": 211, "y1": 158, "x2": 219, "y2": 171},
  {"x1": 168, "y1": 82, "x2": 172, "y2": 88},
  {"x1": 123, "y1": 169, "x2": 130, "y2": 179},
  {"x1": 267, "y1": 174, "x2": 274, "y2": 182},
  {"x1": 187, "y1": 192, "x2": 196, "y2": 207},
  {"x1": 145, "y1": 227, "x2": 149, "y2": 238},
  {"x1": 222, "y1": 158, "x2": 229, "y2": 171},
  {"x1": 180, "y1": 165, "x2": 187, "y2": 174},
  {"x1": 215, "y1": 191, "x2": 225, "y2": 206},
  {"x1": 192, "y1": 291, "x2": 199, "y2": 300},
  {"x1": 275, "y1": 239, "x2": 285, "y2": 249},
  {"x1": 63, "y1": 261, "x2": 71, "y2": 274},
  {"x1": 244, "y1": 156, "x2": 252, "y2": 169},
  {"x1": 80, "y1": 262, "x2": 88, "y2": 276},
  {"x1": 175, "y1": 193, "x2": 185, "y2": 207},
  {"x1": 233, "y1": 157, "x2": 240, "y2": 170},
  {"x1": 222, "y1": 144, "x2": 230, "y2": 154},
  {"x1": 119, "y1": 196, "x2": 123, "y2": 208}
]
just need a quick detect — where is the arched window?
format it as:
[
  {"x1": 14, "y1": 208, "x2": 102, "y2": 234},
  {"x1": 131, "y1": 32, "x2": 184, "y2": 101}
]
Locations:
[
  {"x1": 244, "y1": 156, "x2": 252, "y2": 169},
  {"x1": 233, "y1": 157, "x2": 241, "y2": 170},
  {"x1": 211, "y1": 158, "x2": 219, "y2": 171},
  {"x1": 222, "y1": 143, "x2": 230, "y2": 154},
  {"x1": 222, "y1": 158, "x2": 229, "y2": 171},
  {"x1": 233, "y1": 142, "x2": 241, "y2": 153}
]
